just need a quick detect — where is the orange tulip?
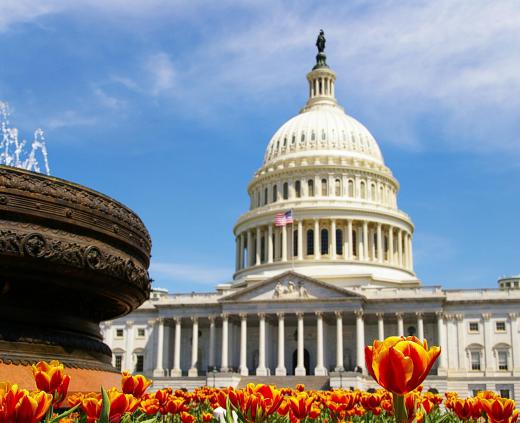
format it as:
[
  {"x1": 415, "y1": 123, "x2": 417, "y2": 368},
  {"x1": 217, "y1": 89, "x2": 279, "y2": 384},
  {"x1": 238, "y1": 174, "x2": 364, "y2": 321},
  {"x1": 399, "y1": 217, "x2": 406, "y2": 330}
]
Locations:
[
  {"x1": 140, "y1": 398, "x2": 160, "y2": 415},
  {"x1": 202, "y1": 412, "x2": 214, "y2": 422},
  {"x1": 31, "y1": 360, "x2": 70, "y2": 406},
  {"x1": 121, "y1": 371, "x2": 152, "y2": 398},
  {"x1": 365, "y1": 336, "x2": 441, "y2": 395},
  {"x1": 180, "y1": 411, "x2": 195, "y2": 423},
  {"x1": 289, "y1": 393, "x2": 315, "y2": 420},
  {"x1": 80, "y1": 396, "x2": 102, "y2": 423},
  {"x1": 14, "y1": 391, "x2": 53, "y2": 423},
  {"x1": 480, "y1": 397, "x2": 517, "y2": 423}
]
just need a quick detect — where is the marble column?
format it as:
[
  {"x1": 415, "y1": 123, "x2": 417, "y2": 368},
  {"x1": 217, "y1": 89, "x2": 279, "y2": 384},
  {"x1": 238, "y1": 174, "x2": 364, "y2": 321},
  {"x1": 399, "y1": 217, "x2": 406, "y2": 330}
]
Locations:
[
  {"x1": 282, "y1": 225, "x2": 287, "y2": 262},
  {"x1": 315, "y1": 312, "x2": 326, "y2": 375},
  {"x1": 357, "y1": 225, "x2": 363, "y2": 260},
  {"x1": 436, "y1": 312, "x2": 447, "y2": 372},
  {"x1": 171, "y1": 317, "x2": 182, "y2": 376},
  {"x1": 377, "y1": 223, "x2": 383, "y2": 263},
  {"x1": 347, "y1": 219, "x2": 353, "y2": 260},
  {"x1": 331, "y1": 219, "x2": 337, "y2": 259},
  {"x1": 235, "y1": 237, "x2": 240, "y2": 271},
  {"x1": 221, "y1": 314, "x2": 229, "y2": 372},
  {"x1": 509, "y1": 313, "x2": 520, "y2": 374},
  {"x1": 275, "y1": 313, "x2": 286, "y2": 375},
  {"x1": 408, "y1": 234, "x2": 414, "y2": 270},
  {"x1": 455, "y1": 314, "x2": 466, "y2": 370},
  {"x1": 208, "y1": 316, "x2": 216, "y2": 370},
  {"x1": 388, "y1": 227, "x2": 394, "y2": 265},
  {"x1": 483, "y1": 313, "x2": 493, "y2": 374},
  {"x1": 238, "y1": 233, "x2": 244, "y2": 270},
  {"x1": 256, "y1": 313, "x2": 268, "y2": 375},
  {"x1": 314, "y1": 219, "x2": 320, "y2": 259},
  {"x1": 377, "y1": 313, "x2": 384, "y2": 340},
  {"x1": 239, "y1": 314, "x2": 248, "y2": 375},
  {"x1": 396, "y1": 312, "x2": 404, "y2": 336},
  {"x1": 267, "y1": 225, "x2": 273, "y2": 264},
  {"x1": 397, "y1": 230, "x2": 403, "y2": 267},
  {"x1": 256, "y1": 227, "x2": 261, "y2": 265},
  {"x1": 363, "y1": 221, "x2": 369, "y2": 260},
  {"x1": 153, "y1": 318, "x2": 165, "y2": 377},
  {"x1": 125, "y1": 320, "x2": 134, "y2": 372},
  {"x1": 297, "y1": 220, "x2": 303, "y2": 260},
  {"x1": 188, "y1": 317, "x2": 199, "y2": 377},
  {"x1": 355, "y1": 310, "x2": 365, "y2": 373},
  {"x1": 416, "y1": 312, "x2": 424, "y2": 340},
  {"x1": 335, "y1": 311, "x2": 344, "y2": 371},
  {"x1": 295, "y1": 313, "x2": 306, "y2": 375}
]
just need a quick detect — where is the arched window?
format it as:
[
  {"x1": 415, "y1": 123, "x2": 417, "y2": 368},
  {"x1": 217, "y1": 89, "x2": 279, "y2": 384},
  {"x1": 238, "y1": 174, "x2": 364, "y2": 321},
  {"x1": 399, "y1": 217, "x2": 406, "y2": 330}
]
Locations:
[
  {"x1": 295, "y1": 180, "x2": 301, "y2": 198},
  {"x1": 321, "y1": 229, "x2": 329, "y2": 255},
  {"x1": 352, "y1": 231, "x2": 357, "y2": 257},
  {"x1": 360, "y1": 181, "x2": 367, "y2": 199},
  {"x1": 380, "y1": 186, "x2": 384, "y2": 203},
  {"x1": 311, "y1": 131, "x2": 315, "y2": 141},
  {"x1": 371, "y1": 183, "x2": 376, "y2": 201},
  {"x1": 336, "y1": 229, "x2": 343, "y2": 255},
  {"x1": 293, "y1": 230, "x2": 298, "y2": 257},
  {"x1": 301, "y1": 133, "x2": 305, "y2": 142},
  {"x1": 261, "y1": 237, "x2": 265, "y2": 263},
  {"x1": 335, "y1": 179, "x2": 341, "y2": 196},
  {"x1": 272, "y1": 185, "x2": 278, "y2": 202},
  {"x1": 308, "y1": 180, "x2": 314, "y2": 197},
  {"x1": 321, "y1": 178, "x2": 328, "y2": 196},
  {"x1": 283, "y1": 137, "x2": 287, "y2": 147},
  {"x1": 348, "y1": 180, "x2": 354, "y2": 197},
  {"x1": 283, "y1": 182, "x2": 289, "y2": 200},
  {"x1": 306, "y1": 230, "x2": 314, "y2": 255},
  {"x1": 264, "y1": 187, "x2": 268, "y2": 205}
]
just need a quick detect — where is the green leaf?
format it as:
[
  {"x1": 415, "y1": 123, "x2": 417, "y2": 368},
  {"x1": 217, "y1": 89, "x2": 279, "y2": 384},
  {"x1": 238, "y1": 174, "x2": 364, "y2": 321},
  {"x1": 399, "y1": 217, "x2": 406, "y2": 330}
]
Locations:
[
  {"x1": 47, "y1": 403, "x2": 81, "y2": 423},
  {"x1": 99, "y1": 386, "x2": 111, "y2": 423}
]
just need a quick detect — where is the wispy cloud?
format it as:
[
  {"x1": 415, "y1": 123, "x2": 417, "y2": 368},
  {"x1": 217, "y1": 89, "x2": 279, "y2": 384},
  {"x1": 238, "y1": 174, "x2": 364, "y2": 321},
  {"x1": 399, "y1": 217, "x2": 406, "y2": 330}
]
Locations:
[
  {"x1": 150, "y1": 261, "x2": 232, "y2": 286},
  {"x1": 413, "y1": 232, "x2": 458, "y2": 266},
  {"x1": 46, "y1": 110, "x2": 97, "y2": 129}
]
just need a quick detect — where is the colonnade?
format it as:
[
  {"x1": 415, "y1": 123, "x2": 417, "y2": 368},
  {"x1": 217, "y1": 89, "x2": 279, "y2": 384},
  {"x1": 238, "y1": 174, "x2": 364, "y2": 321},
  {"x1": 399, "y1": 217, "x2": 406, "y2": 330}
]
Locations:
[
  {"x1": 151, "y1": 310, "x2": 430, "y2": 378},
  {"x1": 235, "y1": 219, "x2": 413, "y2": 272}
]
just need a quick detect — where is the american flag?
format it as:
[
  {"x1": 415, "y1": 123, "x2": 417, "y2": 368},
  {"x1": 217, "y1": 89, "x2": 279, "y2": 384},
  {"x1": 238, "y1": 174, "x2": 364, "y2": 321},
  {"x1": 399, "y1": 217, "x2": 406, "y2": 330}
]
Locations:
[{"x1": 274, "y1": 210, "x2": 294, "y2": 227}]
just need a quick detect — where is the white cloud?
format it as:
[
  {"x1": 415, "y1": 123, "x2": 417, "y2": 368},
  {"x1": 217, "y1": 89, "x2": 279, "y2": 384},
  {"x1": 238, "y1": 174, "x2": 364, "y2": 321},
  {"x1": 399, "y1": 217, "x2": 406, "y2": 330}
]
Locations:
[
  {"x1": 150, "y1": 261, "x2": 232, "y2": 285},
  {"x1": 145, "y1": 53, "x2": 176, "y2": 96},
  {"x1": 46, "y1": 110, "x2": 97, "y2": 129},
  {"x1": 93, "y1": 87, "x2": 125, "y2": 110},
  {"x1": 413, "y1": 232, "x2": 458, "y2": 266}
]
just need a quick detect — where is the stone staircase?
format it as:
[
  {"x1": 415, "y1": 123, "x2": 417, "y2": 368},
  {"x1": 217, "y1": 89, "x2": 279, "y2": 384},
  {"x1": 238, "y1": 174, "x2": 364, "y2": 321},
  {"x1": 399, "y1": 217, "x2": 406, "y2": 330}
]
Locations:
[{"x1": 237, "y1": 376, "x2": 330, "y2": 390}]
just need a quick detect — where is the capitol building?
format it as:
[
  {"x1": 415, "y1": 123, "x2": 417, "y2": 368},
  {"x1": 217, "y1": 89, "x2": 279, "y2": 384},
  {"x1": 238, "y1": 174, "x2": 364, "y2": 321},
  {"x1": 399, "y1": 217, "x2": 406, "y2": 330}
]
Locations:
[{"x1": 102, "y1": 38, "x2": 520, "y2": 399}]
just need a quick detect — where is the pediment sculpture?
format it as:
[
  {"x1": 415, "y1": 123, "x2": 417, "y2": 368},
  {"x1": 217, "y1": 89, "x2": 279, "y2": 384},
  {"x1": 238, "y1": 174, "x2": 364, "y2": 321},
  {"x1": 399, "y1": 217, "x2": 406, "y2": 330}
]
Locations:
[{"x1": 273, "y1": 280, "x2": 309, "y2": 299}]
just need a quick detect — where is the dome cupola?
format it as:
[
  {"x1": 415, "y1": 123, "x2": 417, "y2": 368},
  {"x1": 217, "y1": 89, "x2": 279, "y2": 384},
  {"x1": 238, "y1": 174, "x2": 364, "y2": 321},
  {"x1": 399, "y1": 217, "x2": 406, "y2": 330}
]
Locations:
[{"x1": 233, "y1": 32, "x2": 418, "y2": 288}]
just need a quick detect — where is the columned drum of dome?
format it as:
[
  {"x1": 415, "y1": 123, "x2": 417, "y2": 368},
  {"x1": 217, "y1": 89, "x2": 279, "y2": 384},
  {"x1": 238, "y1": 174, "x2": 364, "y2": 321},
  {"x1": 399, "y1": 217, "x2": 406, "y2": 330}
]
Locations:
[{"x1": 233, "y1": 37, "x2": 417, "y2": 287}]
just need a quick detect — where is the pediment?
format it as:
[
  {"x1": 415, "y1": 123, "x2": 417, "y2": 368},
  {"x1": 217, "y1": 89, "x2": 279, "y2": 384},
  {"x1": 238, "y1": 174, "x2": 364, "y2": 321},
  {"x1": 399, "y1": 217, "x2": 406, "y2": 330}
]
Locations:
[{"x1": 221, "y1": 271, "x2": 363, "y2": 302}]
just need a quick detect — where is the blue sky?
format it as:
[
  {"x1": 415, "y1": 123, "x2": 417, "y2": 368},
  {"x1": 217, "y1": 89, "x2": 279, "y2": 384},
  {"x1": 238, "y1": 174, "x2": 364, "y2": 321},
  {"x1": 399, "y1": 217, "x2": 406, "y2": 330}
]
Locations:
[{"x1": 1, "y1": 0, "x2": 519, "y2": 292}]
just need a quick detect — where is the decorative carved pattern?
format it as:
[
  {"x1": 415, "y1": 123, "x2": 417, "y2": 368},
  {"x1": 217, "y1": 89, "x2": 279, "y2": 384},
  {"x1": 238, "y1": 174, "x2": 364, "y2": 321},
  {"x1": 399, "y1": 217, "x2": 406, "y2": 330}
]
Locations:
[
  {"x1": 273, "y1": 281, "x2": 309, "y2": 298},
  {"x1": 0, "y1": 229, "x2": 150, "y2": 290},
  {"x1": 0, "y1": 166, "x2": 151, "y2": 253}
]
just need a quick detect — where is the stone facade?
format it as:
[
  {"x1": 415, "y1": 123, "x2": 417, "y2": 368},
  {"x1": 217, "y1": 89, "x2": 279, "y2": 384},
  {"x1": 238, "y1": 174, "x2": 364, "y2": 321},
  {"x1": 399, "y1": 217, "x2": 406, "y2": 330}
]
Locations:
[{"x1": 102, "y1": 48, "x2": 520, "y2": 399}]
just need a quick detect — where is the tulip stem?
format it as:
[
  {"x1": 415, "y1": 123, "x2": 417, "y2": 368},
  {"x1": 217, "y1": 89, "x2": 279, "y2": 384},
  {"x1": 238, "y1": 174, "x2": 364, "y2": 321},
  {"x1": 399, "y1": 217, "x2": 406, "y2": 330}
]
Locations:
[{"x1": 392, "y1": 393, "x2": 407, "y2": 423}]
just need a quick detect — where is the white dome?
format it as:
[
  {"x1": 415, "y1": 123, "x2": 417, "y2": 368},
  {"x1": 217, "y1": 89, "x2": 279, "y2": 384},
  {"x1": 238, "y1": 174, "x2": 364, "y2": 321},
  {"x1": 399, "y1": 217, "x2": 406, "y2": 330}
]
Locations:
[{"x1": 263, "y1": 107, "x2": 384, "y2": 166}]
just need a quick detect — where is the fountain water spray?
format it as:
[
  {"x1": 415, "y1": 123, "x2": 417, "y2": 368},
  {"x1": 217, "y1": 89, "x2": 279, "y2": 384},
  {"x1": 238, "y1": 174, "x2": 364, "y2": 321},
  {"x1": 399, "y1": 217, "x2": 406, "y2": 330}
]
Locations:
[{"x1": 0, "y1": 101, "x2": 50, "y2": 175}]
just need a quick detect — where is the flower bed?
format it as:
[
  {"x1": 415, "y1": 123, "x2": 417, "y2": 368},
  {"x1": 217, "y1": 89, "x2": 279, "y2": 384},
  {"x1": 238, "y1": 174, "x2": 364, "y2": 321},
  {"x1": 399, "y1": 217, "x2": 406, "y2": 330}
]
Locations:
[{"x1": 0, "y1": 336, "x2": 517, "y2": 422}]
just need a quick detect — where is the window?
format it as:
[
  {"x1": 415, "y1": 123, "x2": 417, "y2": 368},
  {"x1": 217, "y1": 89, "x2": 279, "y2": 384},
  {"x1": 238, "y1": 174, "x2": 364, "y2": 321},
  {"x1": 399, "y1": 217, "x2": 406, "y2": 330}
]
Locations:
[
  {"x1": 306, "y1": 230, "x2": 314, "y2": 255},
  {"x1": 469, "y1": 322, "x2": 479, "y2": 333},
  {"x1": 320, "y1": 229, "x2": 329, "y2": 255},
  {"x1": 469, "y1": 384, "x2": 486, "y2": 396},
  {"x1": 348, "y1": 180, "x2": 354, "y2": 197},
  {"x1": 283, "y1": 182, "x2": 289, "y2": 200},
  {"x1": 321, "y1": 178, "x2": 328, "y2": 196},
  {"x1": 260, "y1": 237, "x2": 265, "y2": 263},
  {"x1": 335, "y1": 179, "x2": 341, "y2": 196},
  {"x1": 115, "y1": 329, "x2": 124, "y2": 338},
  {"x1": 137, "y1": 328, "x2": 145, "y2": 338},
  {"x1": 336, "y1": 230, "x2": 343, "y2": 256},
  {"x1": 264, "y1": 188, "x2": 268, "y2": 205},
  {"x1": 114, "y1": 355, "x2": 123, "y2": 371},
  {"x1": 470, "y1": 351, "x2": 481, "y2": 370},
  {"x1": 293, "y1": 230, "x2": 298, "y2": 257},
  {"x1": 352, "y1": 231, "x2": 357, "y2": 257},
  {"x1": 498, "y1": 351, "x2": 508, "y2": 370},
  {"x1": 308, "y1": 180, "x2": 314, "y2": 197},
  {"x1": 135, "y1": 354, "x2": 144, "y2": 373},
  {"x1": 295, "y1": 181, "x2": 301, "y2": 198},
  {"x1": 500, "y1": 389, "x2": 511, "y2": 399},
  {"x1": 496, "y1": 321, "x2": 506, "y2": 332},
  {"x1": 360, "y1": 181, "x2": 367, "y2": 199},
  {"x1": 272, "y1": 185, "x2": 277, "y2": 202}
]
